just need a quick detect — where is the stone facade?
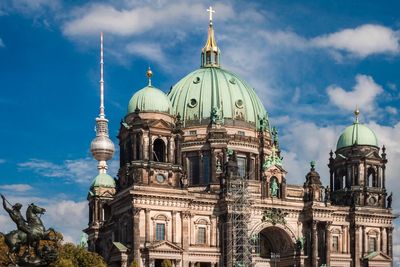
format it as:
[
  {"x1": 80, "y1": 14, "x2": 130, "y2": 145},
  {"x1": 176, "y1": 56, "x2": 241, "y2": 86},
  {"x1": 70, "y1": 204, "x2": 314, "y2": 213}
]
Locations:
[{"x1": 85, "y1": 108, "x2": 394, "y2": 267}]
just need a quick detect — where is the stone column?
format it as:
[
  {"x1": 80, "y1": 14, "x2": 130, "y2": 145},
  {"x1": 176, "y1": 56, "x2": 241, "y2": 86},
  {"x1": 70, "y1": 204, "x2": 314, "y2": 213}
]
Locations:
[
  {"x1": 182, "y1": 212, "x2": 191, "y2": 267},
  {"x1": 190, "y1": 263, "x2": 195, "y2": 267},
  {"x1": 326, "y1": 223, "x2": 331, "y2": 267},
  {"x1": 343, "y1": 225, "x2": 348, "y2": 254},
  {"x1": 172, "y1": 211, "x2": 177, "y2": 243},
  {"x1": 133, "y1": 208, "x2": 141, "y2": 262},
  {"x1": 387, "y1": 227, "x2": 393, "y2": 258},
  {"x1": 210, "y1": 216, "x2": 216, "y2": 246},
  {"x1": 354, "y1": 225, "x2": 361, "y2": 267},
  {"x1": 211, "y1": 263, "x2": 216, "y2": 267},
  {"x1": 362, "y1": 226, "x2": 366, "y2": 256},
  {"x1": 312, "y1": 221, "x2": 318, "y2": 267},
  {"x1": 226, "y1": 217, "x2": 233, "y2": 267},
  {"x1": 175, "y1": 260, "x2": 182, "y2": 267},
  {"x1": 145, "y1": 209, "x2": 150, "y2": 244},
  {"x1": 381, "y1": 227, "x2": 387, "y2": 254}
]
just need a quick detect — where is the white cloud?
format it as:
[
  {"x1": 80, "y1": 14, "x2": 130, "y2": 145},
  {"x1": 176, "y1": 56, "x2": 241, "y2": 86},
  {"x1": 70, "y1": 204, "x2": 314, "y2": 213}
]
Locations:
[
  {"x1": 327, "y1": 74, "x2": 384, "y2": 113},
  {"x1": 386, "y1": 106, "x2": 398, "y2": 115},
  {"x1": 63, "y1": 2, "x2": 234, "y2": 37},
  {"x1": 0, "y1": 184, "x2": 33, "y2": 192},
  {"x1": 261, "y1": 24, "x2": 400, "y2": 60},
  {"x1": 126, "y1": 42, "x2": 166, "y2": 65},
  {"x1": 18, "y1": 157, "x2": 119, "y2": 184},
  {"x1": 280, "y1": 121, "x2": 342, "y2": 185},
  {"x1": 312, "y1": 24, "x2": 400, "y2": 58},
  {"x1": 261, "y1": 30, "x2": 308, "y2": 50}
]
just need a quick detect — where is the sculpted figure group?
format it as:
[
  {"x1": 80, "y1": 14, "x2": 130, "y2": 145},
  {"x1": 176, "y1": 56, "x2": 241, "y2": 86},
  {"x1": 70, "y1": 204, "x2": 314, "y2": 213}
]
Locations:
[{"x1": 0, "y1": 194, "x2": 59, "y2": 266}]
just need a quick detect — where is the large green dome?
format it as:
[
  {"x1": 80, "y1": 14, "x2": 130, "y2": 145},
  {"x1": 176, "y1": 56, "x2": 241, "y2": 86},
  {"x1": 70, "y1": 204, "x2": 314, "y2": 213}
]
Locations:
[
  {"x1": 168, "y1": 67, "x2": 268, "y2": 129},
  {"x1": 128, "y1": 85, "x2": 171, "y2": 115},
  {"x1": 336, "y1": 122, "x2": 378, "y2": 150}
]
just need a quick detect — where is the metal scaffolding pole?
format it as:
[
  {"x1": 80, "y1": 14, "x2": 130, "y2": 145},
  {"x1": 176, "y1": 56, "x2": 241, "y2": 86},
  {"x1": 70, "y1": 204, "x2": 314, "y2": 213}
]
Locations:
[{"x1": 227, "y1": 174, "x2": 253, "y2": 267}]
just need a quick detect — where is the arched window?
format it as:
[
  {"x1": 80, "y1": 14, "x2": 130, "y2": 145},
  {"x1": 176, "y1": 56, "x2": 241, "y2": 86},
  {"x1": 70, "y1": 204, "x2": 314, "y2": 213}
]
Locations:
[
  {"x1": 367, "y1": 167, "x2": 377, "y2": 187},
  {"x1": 153, "y1": 138, "x2": 165, "y2": 162}
]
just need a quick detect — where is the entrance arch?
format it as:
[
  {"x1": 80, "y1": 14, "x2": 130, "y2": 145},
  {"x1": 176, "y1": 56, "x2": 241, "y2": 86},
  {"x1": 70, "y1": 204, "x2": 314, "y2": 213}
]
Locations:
[{"x1": 254, "y1": 226, "x2": 297, "y2": 267}]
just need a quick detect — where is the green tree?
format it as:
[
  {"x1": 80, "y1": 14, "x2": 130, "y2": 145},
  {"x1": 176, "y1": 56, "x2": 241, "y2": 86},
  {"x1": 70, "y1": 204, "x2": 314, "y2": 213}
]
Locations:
[
  {"x1": 51, "y1": 243, "x2": 107, "y2": 267},
  {"x1": 161, "y1": 259, "x2": 173, "y2": 267},
  {"x1": 0, "y1": 234, "x2": 12, "y2": 266}
]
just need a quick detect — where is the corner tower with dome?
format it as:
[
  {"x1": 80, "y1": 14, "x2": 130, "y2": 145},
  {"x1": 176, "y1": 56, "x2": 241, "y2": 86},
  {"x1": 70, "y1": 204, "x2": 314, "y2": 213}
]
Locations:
[{"x1": 85, "y1": 8, "x2": 395, "y2": 267}]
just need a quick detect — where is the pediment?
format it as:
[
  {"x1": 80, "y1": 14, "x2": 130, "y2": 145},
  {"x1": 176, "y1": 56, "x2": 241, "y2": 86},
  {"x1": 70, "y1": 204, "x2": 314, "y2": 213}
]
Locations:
[
  {"x1": 364, "y1": 251, "x2": 391, "y2": 261},
  {"x1": 265, "y1": 165, "x2": 287, "y2": 174},
  {"x1": 148, "y1": 119, "x2": 172, "y2": 129},
  {"x1": 148, "y1": 240, "x2": 183, "y2": 252}
]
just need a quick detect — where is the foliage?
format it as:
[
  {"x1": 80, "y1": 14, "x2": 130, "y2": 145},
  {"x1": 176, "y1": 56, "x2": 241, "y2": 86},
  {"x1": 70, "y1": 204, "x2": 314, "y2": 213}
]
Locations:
[
  {"x1": 161, "y1": 259, "x2": 173, "y2": 267},
  {"x1": 51, "y1": 243, "x2": 107, "y2": 267},
  {"x1": 130, "y1": 260, "x2": 140, "y2": 267},
  {"x1": 0, "y1": 234, "x2": 12, "y2": 266}
]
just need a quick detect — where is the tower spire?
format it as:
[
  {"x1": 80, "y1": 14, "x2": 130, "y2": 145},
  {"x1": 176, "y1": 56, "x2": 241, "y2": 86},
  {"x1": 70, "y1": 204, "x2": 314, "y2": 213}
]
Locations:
[
  {"x1": 90, "y1": 33, "x2": 115, "y2": 175},
  {"x1": 201, "y1": 6, "x2": 220, "y2": 67},
  {"x1": 99, "y1": 32, "x2": 105, "y2": 118}
]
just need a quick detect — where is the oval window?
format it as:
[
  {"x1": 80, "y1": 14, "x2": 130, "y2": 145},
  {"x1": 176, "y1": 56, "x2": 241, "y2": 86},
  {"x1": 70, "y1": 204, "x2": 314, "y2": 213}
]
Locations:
[
  {"x1": 235, "y1": 99, "x2": 244, "y2": 108},
  {"x1": 193, "y1": 77, "x2": 201, "y2": 84},
  {"x1": 188, "y1": 98, "x2": 197, "y2": 108},
  {"x1": 229, "y1": 77, "x2": 236, "y2": 84},
  {"x1": 156, "y1": 174, "x2": 165, "y2": 183}
]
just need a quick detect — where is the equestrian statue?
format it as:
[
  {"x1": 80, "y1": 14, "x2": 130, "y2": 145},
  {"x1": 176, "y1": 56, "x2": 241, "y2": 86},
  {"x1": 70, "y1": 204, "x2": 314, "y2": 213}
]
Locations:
[{"x1": 0, "y1": 194, "x2": 60, "y2": 266}]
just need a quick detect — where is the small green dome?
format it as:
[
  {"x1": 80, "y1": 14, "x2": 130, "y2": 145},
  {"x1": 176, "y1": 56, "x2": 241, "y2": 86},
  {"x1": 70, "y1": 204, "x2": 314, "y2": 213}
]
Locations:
[
  {"x1": 127, "y1": 85, "x2": 171, "y2": 115},
  {"x1": 336, "y1": 122, "x2": 378, "y2": 150},
  {"x1": 168, "y1": 67, "x2": 268, "y2": 129},
  {"x1": 90, "y1": 173, "x2": 116, "y2": 189}
]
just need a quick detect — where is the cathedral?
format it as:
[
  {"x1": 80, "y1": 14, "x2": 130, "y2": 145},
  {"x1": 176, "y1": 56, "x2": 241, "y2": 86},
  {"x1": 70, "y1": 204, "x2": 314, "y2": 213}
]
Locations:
[{"x1": 84, "y1": 8, "x2": 395, "y2": 267}]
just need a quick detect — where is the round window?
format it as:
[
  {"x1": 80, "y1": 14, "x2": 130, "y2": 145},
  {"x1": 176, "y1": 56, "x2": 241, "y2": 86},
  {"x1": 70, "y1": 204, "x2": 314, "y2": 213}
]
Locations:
[
  {"x1": 156, "y1": 174, "x2": 165, "y2": 183},
  {"x1": 188, "y1": 98, "x2": 197, "y2": 108},
  {"x1": 229, "y1": 77, "x2": 236, "y2": 84},
  {"x1": 235, "y1": 99, "x2": 244, "y2": 108},
  {"x1": 193, "y1": 77, "x2": 201, "y2": 84}
]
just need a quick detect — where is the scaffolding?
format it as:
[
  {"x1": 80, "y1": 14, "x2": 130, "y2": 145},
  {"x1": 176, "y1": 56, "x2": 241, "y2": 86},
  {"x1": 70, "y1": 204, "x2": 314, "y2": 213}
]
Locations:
[{"x1": 226, "y1": 173, "x2": 253, "y2": 267}]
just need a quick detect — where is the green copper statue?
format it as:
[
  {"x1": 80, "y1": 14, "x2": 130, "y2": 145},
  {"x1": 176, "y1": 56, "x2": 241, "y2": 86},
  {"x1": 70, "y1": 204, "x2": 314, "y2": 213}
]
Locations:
[
  {"x1": 270, "y1": 178, "x2": 279, "y2": 197},
  {"x1": 0, "y1": 194, "x2": 59, "y2": 266}
]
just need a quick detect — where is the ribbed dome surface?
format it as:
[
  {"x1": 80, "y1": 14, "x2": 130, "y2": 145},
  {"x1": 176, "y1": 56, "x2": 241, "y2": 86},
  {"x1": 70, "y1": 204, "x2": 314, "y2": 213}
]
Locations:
[
  {"x1": 168, "y1": 67, "x2": 268, "y2": 129},
  {"x1": 90, "y1": 173, "x2": 116, "y2": 189},
  {"x1": 128, "y1": 85, "x2": 171, "y2": 114},
  {"x1": 336, "y1": 122, "x2": 378, "y2": 150}
]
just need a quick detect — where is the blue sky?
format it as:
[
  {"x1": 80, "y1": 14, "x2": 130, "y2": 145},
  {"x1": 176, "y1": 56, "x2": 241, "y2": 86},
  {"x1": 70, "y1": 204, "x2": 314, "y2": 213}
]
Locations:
[{"x1": 0, "y1": 0, "x2": 400, "y2": 263}]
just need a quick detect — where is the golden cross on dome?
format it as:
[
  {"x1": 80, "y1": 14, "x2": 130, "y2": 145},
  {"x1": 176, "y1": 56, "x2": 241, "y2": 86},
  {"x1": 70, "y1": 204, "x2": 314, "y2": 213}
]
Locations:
[{"x1": 207, "y1": 6, "x2": 215, "y2": 24}]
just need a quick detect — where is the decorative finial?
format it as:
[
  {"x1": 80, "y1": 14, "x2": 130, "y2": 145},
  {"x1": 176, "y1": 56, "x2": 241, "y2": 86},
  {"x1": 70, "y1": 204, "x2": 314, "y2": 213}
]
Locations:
[
  {"x1": 201, "y1": 6, "x2": 220, "y2": 67},
  {"x1": 207, "y1": 6, "x2": 215, "y2": 25},
  {"x1": 99, "y1": 32, "x2": 105, "y2": 118},
  {"x1": 354, "y1": 106, "x2": 360, "y2": 123},
  {"x1": 146, "y1": 67, "x2": 153, "y2": 86}
]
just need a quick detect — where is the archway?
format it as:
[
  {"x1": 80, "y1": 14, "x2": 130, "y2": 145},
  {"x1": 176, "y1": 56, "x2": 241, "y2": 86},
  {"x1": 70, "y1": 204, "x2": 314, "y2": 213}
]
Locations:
[{"x1": 254, "y1": 226, "x2": 296, "y2": 266}]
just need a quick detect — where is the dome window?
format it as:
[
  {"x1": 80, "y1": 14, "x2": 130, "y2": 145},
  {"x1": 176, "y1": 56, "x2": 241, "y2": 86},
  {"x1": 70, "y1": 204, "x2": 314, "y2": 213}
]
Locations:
[
  {"x1": 229, "y1": 77, "x2": 236, "y2": 84},
  {"x1": 235, "y1": 99, "x2": 244, "y2": 108},
  {"x1": 193, "y1": 77, "x2": 201, "y2": 84},
  {"x1": 188, "y1": 98, "x2": 198, "y2": 108}
]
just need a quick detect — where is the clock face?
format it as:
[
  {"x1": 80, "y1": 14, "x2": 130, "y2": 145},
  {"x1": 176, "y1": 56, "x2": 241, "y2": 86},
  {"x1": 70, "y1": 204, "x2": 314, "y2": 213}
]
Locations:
[{"x1": 156, "y1": 174, "x2": 165, "y2": 183}]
